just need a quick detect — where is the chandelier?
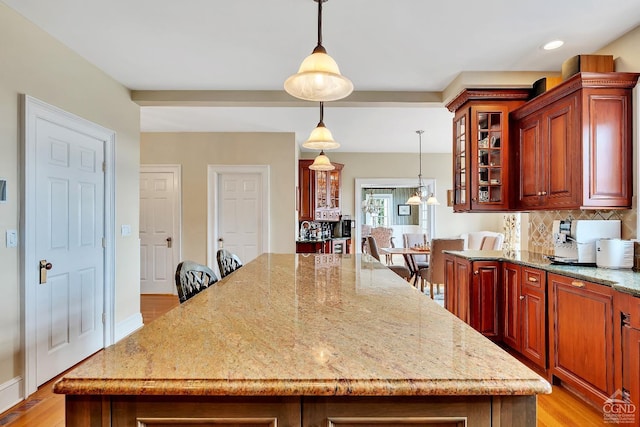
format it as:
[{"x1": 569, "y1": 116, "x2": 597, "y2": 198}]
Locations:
[
  {"x1": 362, "y1": 190, "x2": 380, "y2": 215},
  {"x1": 284, "y1": 0, "x2": 353, "y2": 102},
  {"x1": 407, "y1": 130, "x2": 440, "y2": 206}
]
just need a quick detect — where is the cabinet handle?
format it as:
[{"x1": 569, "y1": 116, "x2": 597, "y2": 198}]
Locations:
[
  {"x1": 474, "y1": 271, "x2": 479, "y2": 275},
  {"x1": 528, "y1": 277, "x2": 538, "y2": 283},
  {"x1": 541, "y1": 191, "x2": 547, "y2": 195},
  {"x1": 519, "y1": 295, "x2": 525, "y2": 300},
  {"x1": 570, "y1": 281, "x2": 585, "y2": 288}
]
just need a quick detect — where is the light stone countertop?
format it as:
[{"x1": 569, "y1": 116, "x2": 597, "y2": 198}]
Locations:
[
  {"x1": 447, "y1": 250, "x2": 640, "y2": 297},
  {"x1": 54, "y1": 253, "x2": 551, "y2": 397}
]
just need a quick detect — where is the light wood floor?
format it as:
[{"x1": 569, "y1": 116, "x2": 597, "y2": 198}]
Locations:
[{"x1": 0, "y1": 294, "x2": 607, "y2": 426}]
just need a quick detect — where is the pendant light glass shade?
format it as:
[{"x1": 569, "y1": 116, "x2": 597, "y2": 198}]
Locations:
[
  {"x1": 308, "y1": 150, "x2": 335, "y2": 171},
  {"x1": 302, "y1": 123, "x2": 340, "y2": 149},
  {"x1": 426, "y1": 194, "x2": 440, "y2": 205},
  {"x1": 302, "y1": 102, "x2": 340, "y2": 150},
  {"x1": 284, "y1": 49, "x2": 354, "y2": 102},
  {"x1": 406, "y1": 193, "x2": 423, "y2": 205},
  {"x1": 284, "y1": 0, "x2": 353, "y2": 102}
]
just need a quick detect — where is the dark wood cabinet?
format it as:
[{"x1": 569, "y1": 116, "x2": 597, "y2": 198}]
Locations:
[
  {"x1": 444, "y1": 255, "x2": 500, "y2": 340},
  {"x1": 614, "y1": 291, "x2": 640, "y2": 412},
  {"x1": 470, "y1": 261, "x2": 501, "y2": 340},
  {"x1": 548, "y1": 273, "x2": 615, "y2": 407},
  {"x1": 511, "y1": 72, "x2": 639, "y2": 210},
  {"x1": 298, "y1": 160, "x2": 343, "y2": 221},
  {"x1": 296, "y1": 240, "x2": 331, "y2": 254},
  {"x1": 514, "y1": 94, "x2": 580, "y2": 209},
  {"x1": 446, "y1": 89, "x2": 529, "y2": 212},
  {"x1": 503, "y1": 263, "x2": 547, "y2": 369}
]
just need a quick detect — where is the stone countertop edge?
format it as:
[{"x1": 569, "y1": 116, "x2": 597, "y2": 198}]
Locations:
[
  {"x1": 52, "y1": 254, "x2": 551, "y2": 398},
  {"x1": 53, "y1": 377, "x2": 551, "y2": 397},
  {"x1": 444, "y1": 250, "x2": 640, "y2": 297}
]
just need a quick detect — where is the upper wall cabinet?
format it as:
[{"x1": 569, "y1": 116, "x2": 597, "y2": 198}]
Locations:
[
  {"x1": 446, "y1": 89, "x2": 529, "y2": 212},
  {"x1": 298, "y1": 160, "x2": 343, "y2": 222},
  {"x1": 510, "y1": 72, "x2": 640, "y2": 210}
]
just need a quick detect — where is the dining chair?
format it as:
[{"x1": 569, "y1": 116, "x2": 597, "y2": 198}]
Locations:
[
  {"x1": 366, "y1": 236, "x2": 412, "y2": 282},
  {"x1": 426, "y1": 238, "x2": 464, "y2": 299},
  {"x1": 370, "y1": 227, "x2": 395, "y2": 264},
  {"x1": 459, "y1": 231, "x2": 504, "y2": 250},
  {"x1": 175, "y1": 260, "x2": 219, "y2": 304},
  {"x1": 216, "y1": 249, "x2": 244, "y2": 278}
]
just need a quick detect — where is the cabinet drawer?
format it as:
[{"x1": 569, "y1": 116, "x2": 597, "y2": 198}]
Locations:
[{"x1": 522, "y1": 267, "x2": 545, "y2": 290}]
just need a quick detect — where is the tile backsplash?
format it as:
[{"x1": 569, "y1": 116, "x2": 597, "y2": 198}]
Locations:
[{"x1": 527, "y1": 208, "x2": 637, "y2": 255}]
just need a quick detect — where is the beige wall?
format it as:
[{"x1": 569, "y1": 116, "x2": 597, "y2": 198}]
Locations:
[
  {"x1": 140, "y1": 132, "x2": 298, "y2": 261},
  {"x1": 304, "y1": 152, "x2": 505, "y2": 238},
  {"x1": 0, "y1": 4, "x2": 140, "y2": 389}
]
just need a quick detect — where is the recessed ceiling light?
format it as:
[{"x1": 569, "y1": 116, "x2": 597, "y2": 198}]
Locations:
[{"x1": 542, "y1": 40, "x2": 564, "y2": 50}]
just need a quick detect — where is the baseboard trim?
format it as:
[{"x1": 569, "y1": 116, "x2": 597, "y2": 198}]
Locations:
[
  {"x1": 114, "y1": 312, "x2": 143, "y2": 342},
  {"x1": 0, "y1": 376, "x2": 24, "y2": 415}
]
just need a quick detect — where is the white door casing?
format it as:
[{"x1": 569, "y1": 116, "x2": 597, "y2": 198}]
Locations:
[
  {"x1": 207, "y1": 165, "x2": 269, "y2": 273},
  {"x1": 23, "y1": 95, "x2": 116, "y2": 395},
  {"x1": 139, "y1": 165, "x2": 181, "y2": 294}
]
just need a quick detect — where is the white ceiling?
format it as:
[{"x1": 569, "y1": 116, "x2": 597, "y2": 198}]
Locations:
[{"x1": 3, "y1": 0, "x2": 640, "y2": 153}]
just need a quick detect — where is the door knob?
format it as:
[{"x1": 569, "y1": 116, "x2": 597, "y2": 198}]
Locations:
[
  {"x1": 39, "y1": 259, "x2": 53, "y2": 284},
  {"x1": 166, "y1": 237, "x2": 172, "y2": 248}
]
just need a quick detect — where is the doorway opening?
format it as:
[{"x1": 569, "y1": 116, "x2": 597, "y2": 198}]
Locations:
[{"x1": 355, "y1": 178, "x2": 436, "y2": 254}]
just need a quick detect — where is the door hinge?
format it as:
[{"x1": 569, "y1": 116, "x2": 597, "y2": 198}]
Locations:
[
  {"x1": 102, "y1": 313, "x2": 106, "y2": 324},
  {"x1": 102, "y1": 162, "x2": 106, "y2": 172},
  {"x1": 102, "y1": 237, "x2": 106, "y2": 248}
]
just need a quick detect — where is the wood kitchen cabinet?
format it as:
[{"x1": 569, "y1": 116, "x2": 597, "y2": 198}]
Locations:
[
  {"x1": 298, "y1": 160, "x2": 343, "y2": 221},
  {"x1": 614, "y1": 291, "x2": 640, "y2": 412},
  {"x1": 502, "y1": 263, "x2": 547, "y2": 369},
  {"x1": 444, "y1": 255, "x2": 500, "y2": 340},
  {"x1": 511, "y1": 72, "x2": 640, "y2": 210},
  {"x1": 446, "y1": 89, "x2": 529, "y2": 212},
  {"x1": 548, "y1": 273, "x2": 615, "y2": 408}
]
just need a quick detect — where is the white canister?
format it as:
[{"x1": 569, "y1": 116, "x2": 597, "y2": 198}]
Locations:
[{"x1": 595, "y1": 239, "x2": 634, "y2": 269}]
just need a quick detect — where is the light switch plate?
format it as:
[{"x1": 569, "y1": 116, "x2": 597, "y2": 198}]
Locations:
[
  {"x1": 121, "y1": 224, "x2": 131, "y2": 236},
  {"x1": 6, "y1": 229, "x2": 17, "y2": 247}
]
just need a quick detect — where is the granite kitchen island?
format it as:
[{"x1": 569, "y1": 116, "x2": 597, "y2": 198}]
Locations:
[{"x1": 54, "y1": 253, "x2": 551, "y2": 426}]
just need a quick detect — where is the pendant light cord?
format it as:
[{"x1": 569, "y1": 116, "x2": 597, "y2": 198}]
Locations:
[
  {"x1": 417, "y1": 130, "x2": 424, "y2": 188},
  {"x1": 317, "y1": 0, "x2": 323, "y2": 47}
]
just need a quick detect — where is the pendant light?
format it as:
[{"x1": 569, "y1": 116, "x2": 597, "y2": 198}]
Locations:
[
  {"x1": 407, "y1": 130, "x2": 437, "y2": 205},
  {"x1": 308, "y1": 150, "x2": 335, "y2": 171},
  {"x1": 284, "y1": 0, "x2": 353, "y2": 102},
  {"x1": 302, "y1": 102, "x2": 340, "y2": 150}
]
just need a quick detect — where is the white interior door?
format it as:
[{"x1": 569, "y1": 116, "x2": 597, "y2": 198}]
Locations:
[
  {"x1": 218, "y1": 173, "x2": 262, "y2": 264},
  {"x1": 139, "y1": 166, "x2": 181, "y2": 294},
  {"x1": 35, "y1": 119, "x2": 105, "y2": 386}
]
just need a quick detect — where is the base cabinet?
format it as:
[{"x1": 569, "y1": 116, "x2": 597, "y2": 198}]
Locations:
[
  {"x1": 502, "y1": 263, "x2": 547, "y2": 369},
  {"x1": 615, "y1": 291, "x2": 640, "y2": 414},
  {"x1": 65, "y1": 394, "x2": 537, "y2": 427},
  {"x1": 444, "y1": 255, "x2": 500, "y2": 340},
  {"x1": 548, "y1": 273, "x2": 615, "y2": 407}
]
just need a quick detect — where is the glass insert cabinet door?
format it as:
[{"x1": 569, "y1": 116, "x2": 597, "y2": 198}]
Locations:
[
  {"x1": 315, "y1": 171, "x2": 328, "y2": 208},
  {"x1": 453, "y1": 111, "x2": 468, "y2": 211},
  {"x1": 470, "y1": 106, "x2": 509, "y2": 210}
]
